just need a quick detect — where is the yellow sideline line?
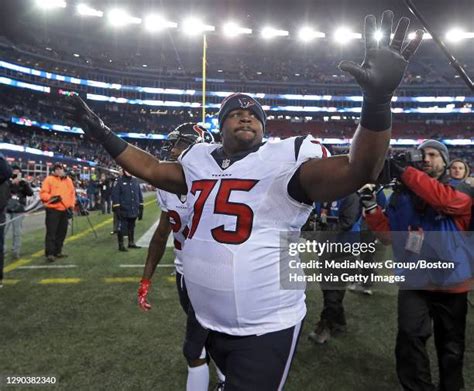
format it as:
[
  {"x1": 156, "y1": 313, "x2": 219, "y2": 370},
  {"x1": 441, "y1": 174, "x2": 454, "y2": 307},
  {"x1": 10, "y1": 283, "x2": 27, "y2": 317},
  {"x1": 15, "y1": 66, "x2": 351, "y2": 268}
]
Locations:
[
  {"x1": 39, "y1": 278, "x2": 81, "y2": 284},
  {"x1": 5, "y1": 198, "x2": 157, "y2": 273},
  {"x1": 2, "y1": 279, "x2": 20, "y2": 285},
  {"x1": 3, "y1": 275, "x2": 176, "y2": 286}
]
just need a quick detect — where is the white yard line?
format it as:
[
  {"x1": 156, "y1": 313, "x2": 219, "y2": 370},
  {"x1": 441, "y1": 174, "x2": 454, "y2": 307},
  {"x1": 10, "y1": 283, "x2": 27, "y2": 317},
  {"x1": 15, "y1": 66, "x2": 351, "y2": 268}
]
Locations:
[{"x1": 136, "y1": 220, "x2": 174, "y2": 248}]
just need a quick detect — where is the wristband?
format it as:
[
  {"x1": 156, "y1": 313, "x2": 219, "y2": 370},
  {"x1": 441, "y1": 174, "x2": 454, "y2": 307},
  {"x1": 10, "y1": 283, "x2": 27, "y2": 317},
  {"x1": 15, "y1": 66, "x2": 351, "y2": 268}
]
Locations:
[
  {"x1": 360, "y1": 97, "x2": 392, "y2": 132},
  {"x1": 363, "y1": 202, "x2": 378, "y2": 213},
  {"x1": 102, "y1": 132, "x2": 128, "y2": 159}
]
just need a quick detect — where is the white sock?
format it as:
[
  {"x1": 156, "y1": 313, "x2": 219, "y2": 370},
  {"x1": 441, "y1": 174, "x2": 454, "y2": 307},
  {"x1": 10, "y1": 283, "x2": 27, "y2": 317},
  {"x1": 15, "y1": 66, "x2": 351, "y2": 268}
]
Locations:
[
  {"x1": 215, "y1": 364, "x2": 226, "y2": 383},
  {"x1": 186, "y1": 364, "x2": 209, "y2": 391}
]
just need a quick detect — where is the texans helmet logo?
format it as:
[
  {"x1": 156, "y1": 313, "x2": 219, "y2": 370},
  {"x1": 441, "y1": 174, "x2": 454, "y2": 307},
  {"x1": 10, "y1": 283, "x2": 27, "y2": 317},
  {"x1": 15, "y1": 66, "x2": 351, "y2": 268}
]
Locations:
[
  {"x1": 238, "y1": 97, "x2": 256, "y2": 109},
  {"x1": 193, "y1": 125, "x2": 205, "y2": 138}
]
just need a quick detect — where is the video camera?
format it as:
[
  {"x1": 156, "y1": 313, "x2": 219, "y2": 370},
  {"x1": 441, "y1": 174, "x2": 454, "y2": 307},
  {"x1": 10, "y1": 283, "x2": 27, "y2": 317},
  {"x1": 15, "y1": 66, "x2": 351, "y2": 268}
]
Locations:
[{"x1": 377, "y1": 149, "x2": 424, "y2": 185}]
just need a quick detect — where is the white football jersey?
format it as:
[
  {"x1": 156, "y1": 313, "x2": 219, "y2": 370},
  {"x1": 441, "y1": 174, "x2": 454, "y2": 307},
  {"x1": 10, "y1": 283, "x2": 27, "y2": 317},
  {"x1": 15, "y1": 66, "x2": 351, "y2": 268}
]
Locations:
[
  {"x1": 178, "y1": 135, "x2": 328, "y2": 335},
  {"x1": 156, "y1": 189, "x2": 189, "y2": 274}
]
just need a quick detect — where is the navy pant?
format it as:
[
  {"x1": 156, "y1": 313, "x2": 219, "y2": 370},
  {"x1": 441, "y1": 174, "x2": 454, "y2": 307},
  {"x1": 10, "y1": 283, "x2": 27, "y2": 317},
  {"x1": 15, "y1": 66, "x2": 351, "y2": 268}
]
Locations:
[{"x1": 396, "y1": 290, "x2": 467, "y2": 391}]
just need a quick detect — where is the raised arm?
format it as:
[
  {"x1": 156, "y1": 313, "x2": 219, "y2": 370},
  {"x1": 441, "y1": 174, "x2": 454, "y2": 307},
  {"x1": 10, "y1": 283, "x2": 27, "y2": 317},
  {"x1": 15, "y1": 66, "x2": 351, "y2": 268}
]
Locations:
[
  {"x1": 300, "y1": 11, "x2": 423, "y2": 202},
  {"x1": 61, "y1": 97, "x2": 187, "y2": 195}
]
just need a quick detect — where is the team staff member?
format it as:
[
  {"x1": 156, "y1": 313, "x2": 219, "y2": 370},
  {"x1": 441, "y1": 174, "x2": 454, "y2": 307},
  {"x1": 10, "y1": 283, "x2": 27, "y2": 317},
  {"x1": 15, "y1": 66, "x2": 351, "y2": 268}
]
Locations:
[
  {"x1": 40, "y1": 163, "x2": 76, "y2": 262},
  {"x1": 112, "y1": 169, "x2": 143, "y2": 251},
  {"x1": 62, "y1": 11, "x2": 423, "y2": 389},
  {"x1": 363, "y1": 140, "x2": 472, "y2": 391}
]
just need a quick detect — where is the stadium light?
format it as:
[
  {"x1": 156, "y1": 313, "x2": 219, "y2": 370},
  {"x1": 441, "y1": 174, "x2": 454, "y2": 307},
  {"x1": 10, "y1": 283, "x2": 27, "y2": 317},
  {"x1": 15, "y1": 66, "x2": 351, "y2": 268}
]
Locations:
[
  {"x1": 107, "y1": 9, "x2": 141, "y2": 27},
  {"x1": 76, "y1": 3, "x2": 103, "y2": 17},
  {"x1": 373, "y1": 29, "x2": 384, "y2": 42},
  {"x1": 334, "y1": 28, "x2": 362, "y2": 44},
  {"x1": 223, "y1": 22, "x2": 252, "y2": 38},
  {"x1": 445, "y1": 28, "x2": 474, "y2": 42},
  {"x1": 144, "y1": 15, "x2": 178, "y2": 32},
  {"x1": 298, "y1": 27, "x2": 325, "y2": 42},
  {"x1": 446, "y1": 29, "x2": 465, "y2": 42},
  {"x1": 261, "y1": 27, "x2": 289, "y2": 40},
  {"x1": 181, "y1": 18, "x2": 215, "y2": 35},
  {"x1": 36, "y1": 0, "x2": 66, "y2": 9}
]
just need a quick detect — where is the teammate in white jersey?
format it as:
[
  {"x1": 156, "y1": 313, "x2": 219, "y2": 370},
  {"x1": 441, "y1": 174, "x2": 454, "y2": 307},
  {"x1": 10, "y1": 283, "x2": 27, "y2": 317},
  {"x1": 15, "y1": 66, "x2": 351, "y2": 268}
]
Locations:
[
  {"x1": 137, "y1": 123, "x2": 223, "y2": 391},
  {"x1": 63, "y1": 11, "x2": 423, "y2": 389}
]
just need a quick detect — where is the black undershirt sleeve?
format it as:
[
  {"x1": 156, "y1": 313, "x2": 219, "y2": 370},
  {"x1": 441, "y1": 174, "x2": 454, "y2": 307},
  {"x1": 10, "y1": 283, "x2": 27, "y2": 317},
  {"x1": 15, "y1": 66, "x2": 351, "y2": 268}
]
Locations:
[{"x1": 288, "y1": 166, "x2": 312, "y2": 205}]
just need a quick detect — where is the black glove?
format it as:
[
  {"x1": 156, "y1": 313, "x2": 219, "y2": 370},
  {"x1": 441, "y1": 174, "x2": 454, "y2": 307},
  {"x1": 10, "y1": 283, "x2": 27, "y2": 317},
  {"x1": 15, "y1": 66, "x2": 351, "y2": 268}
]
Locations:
[
  {"x1": 339, "y1": 11, "x2": 424, "y2": 102},
  {"x1": 138, "y1": 205, "x2": 143, "y2": 221},
  {"x1": 359, "y1": 185, "x2": 378, "y2": 212},
  {"x1": 49, "y1": 195, "x2": 62, "y2": 204},
  {"x1": 62, "y1": 96, "x2": 111, "y2": 142},
  {"x1": 389, "y1": 159, "x2": 407, "y2": 180},
  {"x1": 61, "y1": 96, "x2": 127, "y2": 158}
]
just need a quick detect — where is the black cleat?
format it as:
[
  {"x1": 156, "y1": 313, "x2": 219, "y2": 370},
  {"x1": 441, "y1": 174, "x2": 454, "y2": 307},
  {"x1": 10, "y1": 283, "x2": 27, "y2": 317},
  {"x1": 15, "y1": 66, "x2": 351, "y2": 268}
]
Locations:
[{"x1": 46, "y1": 255, "x2": 56, "y2": 263}]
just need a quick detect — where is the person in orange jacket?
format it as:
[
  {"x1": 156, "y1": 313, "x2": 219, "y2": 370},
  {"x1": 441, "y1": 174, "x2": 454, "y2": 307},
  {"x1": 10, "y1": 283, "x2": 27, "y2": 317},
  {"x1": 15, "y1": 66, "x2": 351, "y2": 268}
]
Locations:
[{"x1": 40, "y1": 163, "x2": 76, "y2": 262}]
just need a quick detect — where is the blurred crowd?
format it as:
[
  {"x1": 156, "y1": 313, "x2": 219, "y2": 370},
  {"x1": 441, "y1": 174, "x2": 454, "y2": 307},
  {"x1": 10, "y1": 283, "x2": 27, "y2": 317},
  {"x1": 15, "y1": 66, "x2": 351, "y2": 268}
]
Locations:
[{"x1": 1, "y1": 33, "x2": 460, "y2": 87}]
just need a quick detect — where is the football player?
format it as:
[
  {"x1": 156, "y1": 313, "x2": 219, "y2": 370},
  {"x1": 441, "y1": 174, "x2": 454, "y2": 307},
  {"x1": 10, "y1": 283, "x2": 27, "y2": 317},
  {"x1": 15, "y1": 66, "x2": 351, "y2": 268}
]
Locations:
[
  {"x1": 63, "y1": 11, "x2": 423, "y2": 390},
  {"x1": 137, "y1": 123, "x2": 223, "y2": 391}
]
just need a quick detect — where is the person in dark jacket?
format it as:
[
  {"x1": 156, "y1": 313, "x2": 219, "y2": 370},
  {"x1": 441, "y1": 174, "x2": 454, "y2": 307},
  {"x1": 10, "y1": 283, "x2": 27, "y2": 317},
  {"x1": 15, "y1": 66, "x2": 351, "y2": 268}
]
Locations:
[
  {"x1": 0, "y1": 153, "x2": 12, "y2": 286},
  {"x1": 112, "y1": 169, "x2": 144, "y2": 251},
  {"x1": 99, "y1": 173, "x2": 113, "y2": 214},
  {"x1": 4, "y1": 165, "x2": 34, "y2": 259},
  {"x1": 309, "y1": 192, "x2": 362, "y2": 344}
]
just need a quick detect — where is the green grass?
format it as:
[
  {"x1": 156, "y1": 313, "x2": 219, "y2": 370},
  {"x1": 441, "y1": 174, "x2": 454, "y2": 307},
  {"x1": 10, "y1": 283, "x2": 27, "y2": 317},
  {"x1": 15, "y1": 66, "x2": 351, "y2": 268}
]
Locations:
[{"x1": 0, "y1": 195, "x2": 473, "y2": 390}]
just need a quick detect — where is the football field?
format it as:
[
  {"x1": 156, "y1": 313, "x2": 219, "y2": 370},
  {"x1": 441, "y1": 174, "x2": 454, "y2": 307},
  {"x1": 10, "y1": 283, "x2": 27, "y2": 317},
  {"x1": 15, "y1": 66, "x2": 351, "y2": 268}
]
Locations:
[{"x1": 1, "y1": 194, "x2": 473, "y2": 390}]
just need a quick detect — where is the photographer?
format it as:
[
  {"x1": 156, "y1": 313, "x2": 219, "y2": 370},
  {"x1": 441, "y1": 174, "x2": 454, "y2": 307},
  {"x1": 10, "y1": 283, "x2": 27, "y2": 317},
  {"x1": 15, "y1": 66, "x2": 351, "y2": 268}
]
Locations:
[
  {"x1": 40, "y1": 163, "x2": 76, "y2": 262},
  {"x1": 0, "y1": 153, "x2": 12, "y2": 287},
  {"x1": 362, "y1": 140, "x2": 472, "y2": 391},
  {"x1": 4, "y1": 165, "x2": 33, "y2": 260},
  {"x1": 348, "y1": 183, "x2": 388, "y2": 295}
]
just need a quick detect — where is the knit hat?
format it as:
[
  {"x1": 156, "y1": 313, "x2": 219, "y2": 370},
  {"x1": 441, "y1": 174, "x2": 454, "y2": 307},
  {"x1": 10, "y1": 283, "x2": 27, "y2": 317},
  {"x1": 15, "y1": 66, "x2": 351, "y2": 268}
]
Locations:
[
  {"x1": 218, "y1": 93, "x2": 266, "y2": 130},
  {"x1": 417, "y1": 140, "x2": 449, "y2": 166}
]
